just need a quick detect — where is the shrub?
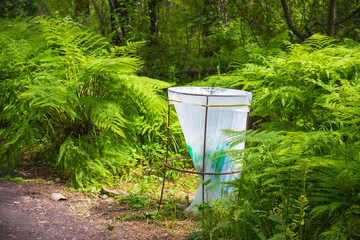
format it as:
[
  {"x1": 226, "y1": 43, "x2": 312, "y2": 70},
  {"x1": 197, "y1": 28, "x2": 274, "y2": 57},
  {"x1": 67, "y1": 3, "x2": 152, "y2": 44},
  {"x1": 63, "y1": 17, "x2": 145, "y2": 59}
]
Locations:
[
  {"x1": 0, "y1": 16, "x2": 174, "y2": 190},
  {"x1": 196, "y1": 34, "x2": 360, "y2": 239}
]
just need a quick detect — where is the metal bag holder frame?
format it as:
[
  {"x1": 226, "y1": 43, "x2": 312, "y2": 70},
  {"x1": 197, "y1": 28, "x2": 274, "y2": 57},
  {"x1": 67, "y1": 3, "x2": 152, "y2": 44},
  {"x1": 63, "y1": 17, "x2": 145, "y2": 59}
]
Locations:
[{"x1": 159, "y1": 97, "x2": 250, "y2": 208}]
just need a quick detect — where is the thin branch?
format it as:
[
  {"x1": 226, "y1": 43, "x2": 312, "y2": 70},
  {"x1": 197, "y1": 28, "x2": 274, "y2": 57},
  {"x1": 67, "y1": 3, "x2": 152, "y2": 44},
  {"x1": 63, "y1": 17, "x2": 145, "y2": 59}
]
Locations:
[
  {"x1": 280, "y1": 0, "x2": 307, "y2": 41},
  {"x1": 336, "y1": 7, "x2": 360, "y2": 25}
]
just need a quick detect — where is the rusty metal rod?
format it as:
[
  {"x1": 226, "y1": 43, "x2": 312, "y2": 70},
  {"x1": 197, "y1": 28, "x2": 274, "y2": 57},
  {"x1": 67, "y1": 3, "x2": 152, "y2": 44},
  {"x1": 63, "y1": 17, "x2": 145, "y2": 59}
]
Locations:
[
  {"x1": 159, "y1": 104, "x2": 172, "y2": 207},
  {"x1": 164, "y1": 157, "x2": 242, "y2": 175},
  {"x1": 202, "y1": 97, "x2": 209, "y2": 214}
]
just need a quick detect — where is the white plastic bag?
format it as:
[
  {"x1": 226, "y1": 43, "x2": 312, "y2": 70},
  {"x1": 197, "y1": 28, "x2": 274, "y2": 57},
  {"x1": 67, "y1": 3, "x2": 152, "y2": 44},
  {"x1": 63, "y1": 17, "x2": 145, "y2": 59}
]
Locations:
[{"x1": 168, "y1": 87, "x2": 252, "y2": 212}]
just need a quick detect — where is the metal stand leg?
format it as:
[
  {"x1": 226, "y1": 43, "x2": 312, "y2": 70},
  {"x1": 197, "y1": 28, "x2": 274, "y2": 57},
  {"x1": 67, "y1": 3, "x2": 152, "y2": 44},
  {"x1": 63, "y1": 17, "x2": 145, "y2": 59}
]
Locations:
[
  {"x1": 159, "y1": 104, "x2": 172, "y2": 208},
  {"x1": 159, "y1": 167, "x2": 167, "y2": 207},
  {"x1": 202, "y1": 97, "x2": 209, "y2": 215}
]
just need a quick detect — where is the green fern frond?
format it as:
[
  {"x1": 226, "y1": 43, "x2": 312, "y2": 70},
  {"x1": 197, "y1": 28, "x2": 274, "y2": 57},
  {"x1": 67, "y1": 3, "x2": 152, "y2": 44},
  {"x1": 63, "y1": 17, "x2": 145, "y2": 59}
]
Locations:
[
  {"x1": 83, "y1": 57, "x2": 140, "y2": 76},
  {"x1": 78, "y1": 97, "x2": 127, "y2": 138},
  {"x1": 319, "y1": 226, "x2": 347, "y2": 240},
  {"x1": 19, "y1": 84, "x2": 78, "y2": 119},
  {"x1": 303, "y1": 33, "x2": 338, "y2": 49},
  {"x1": 110, "y1": 41, "x2": 147, "y2": 57},
  {"x1": 228, "y1": 48, "x2": 250, "y2": 69}
]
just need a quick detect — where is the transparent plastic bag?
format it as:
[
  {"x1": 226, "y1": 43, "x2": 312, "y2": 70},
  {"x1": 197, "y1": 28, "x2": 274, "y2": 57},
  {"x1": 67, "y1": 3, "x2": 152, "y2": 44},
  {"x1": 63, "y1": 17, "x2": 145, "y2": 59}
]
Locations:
[{"x1": 168, "y1": 87, "x2": 252, "y2": 212}]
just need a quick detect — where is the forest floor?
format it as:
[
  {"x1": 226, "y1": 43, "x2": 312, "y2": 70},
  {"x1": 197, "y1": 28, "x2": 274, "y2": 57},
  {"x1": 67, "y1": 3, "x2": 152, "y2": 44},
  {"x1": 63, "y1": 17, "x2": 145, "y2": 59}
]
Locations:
[{"x1": 0, "y1": 166, "x2": 198, "y2": 240}]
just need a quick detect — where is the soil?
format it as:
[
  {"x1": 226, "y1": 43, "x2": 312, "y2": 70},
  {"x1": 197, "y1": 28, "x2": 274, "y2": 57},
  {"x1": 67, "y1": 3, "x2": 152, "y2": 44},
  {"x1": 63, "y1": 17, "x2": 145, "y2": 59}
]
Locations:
[{"x1": 0, "y1": 176, "x2": 198, "y2": 240}]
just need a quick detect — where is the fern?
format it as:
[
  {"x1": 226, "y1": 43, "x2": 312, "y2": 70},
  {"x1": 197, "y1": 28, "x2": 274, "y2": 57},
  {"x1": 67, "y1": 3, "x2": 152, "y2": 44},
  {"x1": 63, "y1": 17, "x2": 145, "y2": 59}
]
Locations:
[
  {"x1": 303, "y1": 33, "x2": 338, "y2": 50},
  {"x1": 197, "y1": 36, "x2": 360, "y2": 239},
  {"x1": 0, "y1": 16, "x2": 174, "y2": 190},
  {"x1": 78, "y1": 97, "x2": 126, "y2": 137},
  {"x1": 228, "y1": 47, "x2": 250, "y2": 69}
]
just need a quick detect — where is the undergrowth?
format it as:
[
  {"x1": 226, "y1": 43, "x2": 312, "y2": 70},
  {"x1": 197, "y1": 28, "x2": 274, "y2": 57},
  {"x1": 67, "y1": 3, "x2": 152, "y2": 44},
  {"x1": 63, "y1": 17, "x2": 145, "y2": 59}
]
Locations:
[
  {"x1": 193, "y1": 34, "x2": 360, "y2": 239},
  {"x1": 0, "y1": 16, "x2": 186, "y2": 190}
]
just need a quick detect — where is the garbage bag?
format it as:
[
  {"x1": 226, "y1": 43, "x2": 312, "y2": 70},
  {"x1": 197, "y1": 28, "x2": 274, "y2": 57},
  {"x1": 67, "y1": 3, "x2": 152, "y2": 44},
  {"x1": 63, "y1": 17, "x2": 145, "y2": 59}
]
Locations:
[{"x1": 168, "y1": 87, "x2": 252, "y2": 212}]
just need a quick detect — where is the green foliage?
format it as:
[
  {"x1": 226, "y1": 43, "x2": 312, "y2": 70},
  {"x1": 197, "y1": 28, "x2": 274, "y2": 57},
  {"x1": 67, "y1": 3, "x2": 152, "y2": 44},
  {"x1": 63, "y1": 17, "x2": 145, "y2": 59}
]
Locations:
[
  {"x1": 0, "y1": 0, "x2": 37, "y2": 18},
  {"x1": 0, "y1": 176, "x2": 30, "y2": 183},
  {"x1": 3, "y1": 0, "x2": 360, "y2": 83},
  {"x1": 203, "y1": 34, "x2": 360, "y2": 128},
  {"x1": 196, "y1": 35, "x2": 360, "y2": 239},
  {"x1": 228, "y1": 47, "x2": 249, "y2": 70},
  {"x1": 303, "y1": 34, "x2": 338, "y2": 49},
  {"x1": 0, "y1": 16, "x2": 174, "y2": 190}
]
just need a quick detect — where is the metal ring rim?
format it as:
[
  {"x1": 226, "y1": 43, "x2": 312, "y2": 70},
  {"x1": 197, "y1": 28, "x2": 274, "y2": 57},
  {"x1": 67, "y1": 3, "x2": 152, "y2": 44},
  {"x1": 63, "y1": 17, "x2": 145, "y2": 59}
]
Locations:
[
  {"x1": 164, "y1": 157, "x2": 242, "y2": 175},
  {"x1": 168, "y1": 87, "x2": 252, "y2": 97}
]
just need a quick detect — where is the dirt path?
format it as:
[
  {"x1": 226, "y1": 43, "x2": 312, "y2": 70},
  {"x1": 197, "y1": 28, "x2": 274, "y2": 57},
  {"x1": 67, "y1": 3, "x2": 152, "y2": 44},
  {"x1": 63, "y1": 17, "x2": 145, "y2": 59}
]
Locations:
[{"x1": 0, "y1": 180, "x2": 196, "y2": 240}]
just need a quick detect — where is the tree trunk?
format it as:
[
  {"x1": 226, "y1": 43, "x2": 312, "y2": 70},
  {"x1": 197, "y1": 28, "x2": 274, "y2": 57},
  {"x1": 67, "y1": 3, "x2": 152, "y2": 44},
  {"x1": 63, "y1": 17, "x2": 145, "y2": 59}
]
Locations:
[
  {"x1": 149, "y1": 0, "x2": 159, "y2": 44},
  {"x1": 327, "y1": 0, "x2": 337, "y2": 36},
  {"x1": 91, "y1": 0, "x2": 107, "y2": 36},
  {"x1": 280, "y1": 0, "x2": 307, "y2": 41},
  {"x1": 203, "y1": 0, "x2": 211, "y2": 38},
  {"x1": 108, "y1": 0, "x2": 128, "y2": 45}
]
